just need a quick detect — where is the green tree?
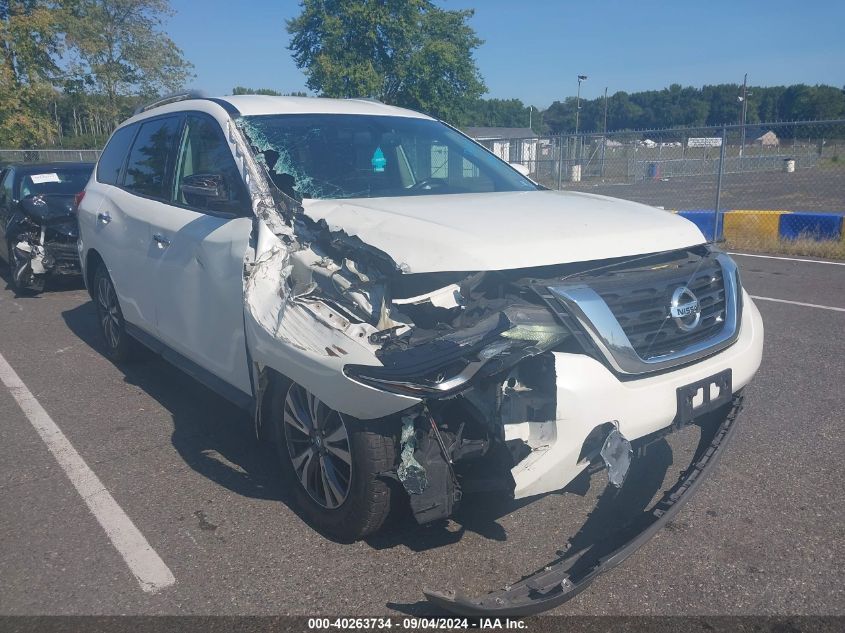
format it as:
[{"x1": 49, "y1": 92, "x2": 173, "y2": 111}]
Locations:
[
  {"x1": 64, "y1": 0, "x2": 193, "y2": 125},
  {"x1": 0, "y1": 0, "x2": 62, "y2": 146},
  {"x1": 232, "y1": 86, "x2": 308, "y2": 96},
  {"x1": 463, "y1": 98, "x2": 537, "y2": 129},
  {"x1": 286, "y1": 0, "x2": 486, "y2": 123}
]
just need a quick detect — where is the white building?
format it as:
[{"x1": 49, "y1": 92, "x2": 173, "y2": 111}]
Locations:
[{"x1": 464, "y1": 127, "x2": 540, "y2": 169}]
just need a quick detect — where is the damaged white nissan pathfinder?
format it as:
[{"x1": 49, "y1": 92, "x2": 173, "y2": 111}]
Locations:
[{"x1": 78, "y1": 94, "x2": 763, "y2": 615}]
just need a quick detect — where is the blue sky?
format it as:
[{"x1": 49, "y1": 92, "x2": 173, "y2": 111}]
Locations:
[{"x1": 169, "y1": 0, "x2": 845, "y2": 108}]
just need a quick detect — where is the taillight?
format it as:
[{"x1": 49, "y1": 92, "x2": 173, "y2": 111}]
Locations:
[{"x1": 74, "y1": 191, "x2": 85, "y2": 212}]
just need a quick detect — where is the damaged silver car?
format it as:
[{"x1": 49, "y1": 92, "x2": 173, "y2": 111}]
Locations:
[{"x1": 77, "y1": 93, "x2": 764, "y2": 615}]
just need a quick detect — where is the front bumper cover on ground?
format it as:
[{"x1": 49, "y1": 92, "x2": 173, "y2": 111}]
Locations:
[{"x1": 424, "y1": 393, "x2": 745, "y2": 616}]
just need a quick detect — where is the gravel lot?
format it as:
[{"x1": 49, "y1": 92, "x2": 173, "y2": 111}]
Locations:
[{"x1": 1, "y1": 253, "x2": 843, "y2": 617}]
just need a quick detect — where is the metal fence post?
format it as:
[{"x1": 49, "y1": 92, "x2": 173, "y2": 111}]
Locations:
[{"x1": 713, "y1": 125, "x2": 727, "y2": 241}]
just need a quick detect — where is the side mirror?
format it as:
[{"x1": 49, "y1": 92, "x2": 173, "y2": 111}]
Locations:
[
  {"x1": 509, "y1": 163, "x2": 530, "y2": 177},
  {"x1": 181, "y1": 173, "x2": 227, "y2": 200}
]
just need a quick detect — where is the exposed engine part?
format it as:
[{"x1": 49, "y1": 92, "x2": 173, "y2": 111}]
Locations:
[
  {"x1": 397, "y1": 414, "x2": 427, "y2": 495},
  {"x1": 396, "y1": 410, "x2": 461, "y2": 525},
  {"x1": 407, "y1": 428, "x2": 460, "y2": 524}
]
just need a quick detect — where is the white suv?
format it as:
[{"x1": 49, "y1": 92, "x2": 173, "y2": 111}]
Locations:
[{"x1": 78, "y1": 94, "x2": 763, "y2": 615}]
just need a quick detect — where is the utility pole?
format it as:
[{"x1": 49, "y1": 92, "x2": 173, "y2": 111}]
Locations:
[
  {"x1": 528, "y1": 105, "x2": 533, "y2": 130},
  {"x1": 738, "y1": 73, "x2": 749, "y2": 158}
]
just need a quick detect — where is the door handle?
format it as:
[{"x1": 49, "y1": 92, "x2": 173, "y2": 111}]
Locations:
[
  {"x1": 152, "y1": 233, "x2": 170, "y2": 249},
  {"x1": 97, "y1": 212, "x2": 111, "y2": 225}
]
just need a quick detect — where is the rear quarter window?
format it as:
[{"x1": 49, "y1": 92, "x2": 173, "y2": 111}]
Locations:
[{"x1": 97, "y1": 125, "x2": 138, "y2": 185}]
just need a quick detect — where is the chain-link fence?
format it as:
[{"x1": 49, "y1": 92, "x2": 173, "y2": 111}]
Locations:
[
  {"x1": 475, "y1": 119, "x2": 845, "y2": 259},
  {"x1": 0, "y1": 149, "x2": 101, "y2": 165},
  {"x1": 4, "y1": 122, "x2": 843, "y2": 258}
]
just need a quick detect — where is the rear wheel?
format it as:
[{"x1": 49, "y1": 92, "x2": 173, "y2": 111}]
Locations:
[
  {"x1": 93, "y1": 264, "x2": 136, "y2": 362},
  {"x1": 270, "y1": 380, "x2": 396, "y2": 541}
]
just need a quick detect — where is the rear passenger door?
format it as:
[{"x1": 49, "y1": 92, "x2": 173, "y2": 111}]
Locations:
[
  {"x1": 92, "y1": 115, "x2": 183, "y2": 333},
  {"x1": 150, "y1": 113, "x2": 253, "y2": 396}
]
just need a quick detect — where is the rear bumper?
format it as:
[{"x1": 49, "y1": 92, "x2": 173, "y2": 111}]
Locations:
[{"x1": 424, "y1": 392, "x2": 745, "y2": 616}]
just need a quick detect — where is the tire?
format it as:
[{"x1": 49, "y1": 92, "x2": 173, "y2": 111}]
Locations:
[
  {"x1": 92, "y1": 263, "x2": 136, "y2": 362},
  {"x1": 270, "y1": 380, "x2": 396, "y2": 541}
]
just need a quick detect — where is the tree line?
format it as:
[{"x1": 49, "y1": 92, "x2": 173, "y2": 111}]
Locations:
[
  {"x1": 1, "y1": 0, "x2": 192, "y2": 148},
  {"x1": 2, "y1": 0, "x2": 843, "y2": 149},
  {"x1": 537, "y1": 83, "x2": 845, "y2": 135}
]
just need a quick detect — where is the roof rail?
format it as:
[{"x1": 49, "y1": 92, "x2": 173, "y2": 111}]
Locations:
[{"x1": 133, "y1": 90, "x2": 209, "y2": 115}]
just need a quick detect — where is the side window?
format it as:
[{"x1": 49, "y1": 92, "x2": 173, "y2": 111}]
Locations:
[
  {"x1": 97, "y1": 124, "x2": 137, "y2": 185},
  {"x1": 173, "y1": 115, "x2": 247, "y2": 215},
  {"x1": 124, "y1": 116, "x2": 182, "y2": 199}
]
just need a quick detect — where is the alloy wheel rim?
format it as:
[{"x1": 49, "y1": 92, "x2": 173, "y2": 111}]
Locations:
[
  {"x1": 283, "y1": 384, "x2": 352, "y2": 509},
  {"x1": 97, "y1": 276, "x2": 121, "y2": 349}
]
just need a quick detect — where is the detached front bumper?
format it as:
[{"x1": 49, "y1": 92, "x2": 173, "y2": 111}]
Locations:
[{"x1": 425, "y1": 392, "x2": 745, "y2": 616}]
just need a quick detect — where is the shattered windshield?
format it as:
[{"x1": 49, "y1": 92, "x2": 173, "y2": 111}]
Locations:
[{"x1": 239, "y1": 114, "x2": 538, "y2": 200}]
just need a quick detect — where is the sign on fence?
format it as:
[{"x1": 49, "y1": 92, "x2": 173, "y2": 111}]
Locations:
[{"x1": 687, "y1": 137, "x2": 723, "y2": 148}]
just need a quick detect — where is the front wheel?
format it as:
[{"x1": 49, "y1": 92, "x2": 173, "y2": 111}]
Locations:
[{"x1": 270, "y1": 381, "x2": 397, "y2": 541}]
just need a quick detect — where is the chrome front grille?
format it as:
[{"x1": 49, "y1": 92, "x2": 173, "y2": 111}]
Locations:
[
  {"x1": 597, "y1": 258, "x2": 726, "y2": 358},
  {"x1": 541, "y1": 250, "x2": 741, "y2": 375}
]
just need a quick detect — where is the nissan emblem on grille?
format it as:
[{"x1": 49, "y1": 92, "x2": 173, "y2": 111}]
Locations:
[{"x1": 670, "y1": 286, "x2": 701, "y2": 331}]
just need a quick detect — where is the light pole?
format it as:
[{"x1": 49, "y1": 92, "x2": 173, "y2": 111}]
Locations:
[
  {"x1": 738, "y1": 73, "x2": 751, "y2": 158},
  {"x1": 574, "y1": 74, "x2": 588, "y2": 173},
  {"x1": 574, "y1": 74, "x2": 588, "y2": 138}
]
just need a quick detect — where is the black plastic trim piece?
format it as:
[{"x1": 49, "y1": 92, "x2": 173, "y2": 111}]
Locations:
[
  {"x1": 676, "y1": 369, "x2": 732, "y2": 425},
  {"x1": 423, "y1": 393, "x2": 745, "y2": 616},
  {"x1": 124, "y1": 322, "x2": 254, "y2": 412}
]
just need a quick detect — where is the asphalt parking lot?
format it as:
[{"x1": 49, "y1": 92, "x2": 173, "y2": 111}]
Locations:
[{"x1": 1, "y1": 252, "x2": 843, "y2": 616}]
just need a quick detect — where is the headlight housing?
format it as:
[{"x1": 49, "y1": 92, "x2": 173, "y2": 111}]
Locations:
[{"x1": 344, "y1": 305, "x2": 569, "y2": 397}]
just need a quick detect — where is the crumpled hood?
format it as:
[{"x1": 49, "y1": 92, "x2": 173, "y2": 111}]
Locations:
[
  {"x1": 20, "y1": 195, "x2": 75, "y2": 223},
  {"x1": 302, "y1": 190, "x2": 707, "y2": 273}
]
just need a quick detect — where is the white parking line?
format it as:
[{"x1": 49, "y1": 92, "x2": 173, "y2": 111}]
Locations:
[
  {"x1": 751, "y1": 295, "x2": 845, "y2": 312},
  {"x1": 0, "y1": 352, "x2": 176, "y2": 593},
  {"x1": 729, "y1": 252, "x2": 845, "y2": 266}
]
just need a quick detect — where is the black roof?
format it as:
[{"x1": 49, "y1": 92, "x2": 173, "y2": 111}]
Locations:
[{"x1": 6, "y1": 162, "x2": 95, "y2": 173}]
